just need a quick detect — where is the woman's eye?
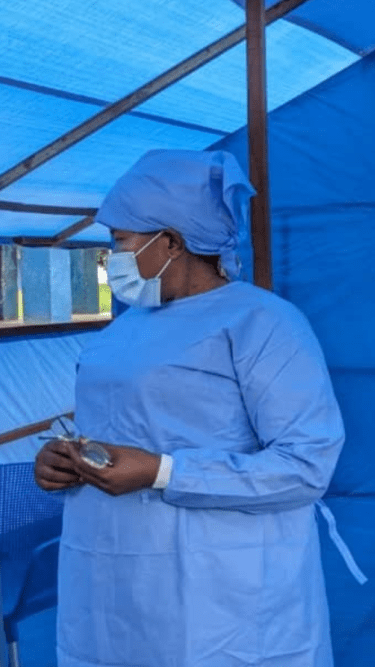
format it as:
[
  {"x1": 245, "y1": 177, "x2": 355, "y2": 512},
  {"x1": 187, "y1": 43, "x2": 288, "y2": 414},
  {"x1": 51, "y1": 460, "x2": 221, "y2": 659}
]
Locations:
[
  {"x1": 116, "y1": 243, "x2": 133, "y2": 252},
  {"x1": 113, "y1": 236, "x2": 137, "y2": 251}
]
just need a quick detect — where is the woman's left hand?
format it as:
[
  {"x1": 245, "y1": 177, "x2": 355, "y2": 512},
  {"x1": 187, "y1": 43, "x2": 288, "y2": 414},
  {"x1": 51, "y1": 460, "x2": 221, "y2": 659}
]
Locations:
[{"x1": 64, "y1": 441, "x2": 161, "y2": 496}]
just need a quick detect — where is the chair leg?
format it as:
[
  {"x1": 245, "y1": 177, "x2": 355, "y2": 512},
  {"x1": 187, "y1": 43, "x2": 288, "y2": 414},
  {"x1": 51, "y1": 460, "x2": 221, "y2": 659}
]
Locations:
[{"x1": 7, "y1": 642, "x2": 20, "y2": 667}]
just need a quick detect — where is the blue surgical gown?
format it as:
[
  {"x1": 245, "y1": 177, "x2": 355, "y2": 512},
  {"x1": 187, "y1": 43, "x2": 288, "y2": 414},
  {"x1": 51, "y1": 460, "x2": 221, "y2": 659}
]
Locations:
[{"x1": 57, "y1": 281, "x2": 344, "y2": 667}]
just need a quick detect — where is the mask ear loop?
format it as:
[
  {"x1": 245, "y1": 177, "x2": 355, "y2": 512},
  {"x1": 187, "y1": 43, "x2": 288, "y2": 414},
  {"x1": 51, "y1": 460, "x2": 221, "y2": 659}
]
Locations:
[
  {"x1": 155, "y1": 257, "x2": 172, "y2": 278},
  {"x1": 135, "y1": 230, "x2": 171, "y2": 278},
  {"x1": 134, "y1": 230, "x2": 164, "y2": 257}
]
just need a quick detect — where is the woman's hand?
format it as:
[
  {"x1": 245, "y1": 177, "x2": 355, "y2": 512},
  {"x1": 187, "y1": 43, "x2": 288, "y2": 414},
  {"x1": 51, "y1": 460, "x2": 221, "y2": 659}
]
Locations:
[
  {"x1": 34, "y1": 439, "x2": 84, "y2": 491},
  {"x1": 64, "y1": 441, "x2": 161, "y2": 496}
]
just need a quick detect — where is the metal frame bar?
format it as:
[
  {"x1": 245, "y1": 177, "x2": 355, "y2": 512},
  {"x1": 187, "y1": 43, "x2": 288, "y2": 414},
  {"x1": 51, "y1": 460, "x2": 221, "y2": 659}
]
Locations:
[
  {"x1": 0, "y1": 201, "x2": 96, "y2": 215},
  {"x1": 9, "y1": 239, "x2": 108, "y2": 249},
  {"x1": 0, "y1": 0, "x2": 309, "y2": 192},
  {"x1": 0, "y1": 203, "x2": 97, "y2": 246},
  {"x1": 0, "y1": 412, "x2": 74, "y2": 446},
  {"x1": 0, "y1": 201, "x2": 97, "y2": 246},
  {"x1": 265, "y1": 0, "x2": 309, "y2": 24},
  {"x1": 14, "y1": 216, "x2": 95, "y2": 247},
  {"x1": 1, "y1": 75, "x2": 228, "y2": 137},
  {"x1": 51, "y1": 216, "x2": 95, "y2": 245},
  {"x1": 0, "y1": 318, "x2": 110, "y2": 338},
  {"x1": 246, "y1": 0, "x2": 272, "y2": 290},
  {"x1": 245, "y1": 0, "x2": 308, "y2": 290}
]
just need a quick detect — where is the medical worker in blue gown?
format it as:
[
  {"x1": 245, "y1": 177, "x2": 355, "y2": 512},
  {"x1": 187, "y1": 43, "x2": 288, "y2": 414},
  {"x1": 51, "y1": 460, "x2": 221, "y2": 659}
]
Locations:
[{"x1": 35, "y1": 149, "x2": 346, "y2": 667}]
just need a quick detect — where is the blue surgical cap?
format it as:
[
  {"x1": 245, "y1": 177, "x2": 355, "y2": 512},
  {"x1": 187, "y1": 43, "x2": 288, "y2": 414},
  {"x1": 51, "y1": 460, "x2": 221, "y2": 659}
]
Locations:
[{"x1": 95, "y1": 149, "x2": 256, "y2": 279}]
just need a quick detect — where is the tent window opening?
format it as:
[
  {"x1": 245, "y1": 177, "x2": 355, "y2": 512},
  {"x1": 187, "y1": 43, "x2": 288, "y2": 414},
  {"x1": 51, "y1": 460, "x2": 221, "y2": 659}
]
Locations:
[{"x1": 0, "y1": 244, "x2": 111, "y2": 327}]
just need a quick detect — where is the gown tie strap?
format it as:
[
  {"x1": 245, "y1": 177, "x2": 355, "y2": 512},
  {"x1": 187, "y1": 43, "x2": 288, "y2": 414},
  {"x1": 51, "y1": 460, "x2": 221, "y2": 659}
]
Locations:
[{"x1": 315, "y1": 499, "x2": 368, "y2": 585}]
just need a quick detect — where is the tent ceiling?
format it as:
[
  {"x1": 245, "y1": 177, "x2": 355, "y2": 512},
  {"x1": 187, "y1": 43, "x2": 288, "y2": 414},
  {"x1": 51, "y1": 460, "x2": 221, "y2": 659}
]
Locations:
[
  {"x1": 286, "y1": 0, "x2": 375, "y2": 55},
  {"x1": 236, "y1": 0, "x2": 375, "y2": 55},
  {"x1": 0, "y1": 0, "x2": 368, "y2": 240}
]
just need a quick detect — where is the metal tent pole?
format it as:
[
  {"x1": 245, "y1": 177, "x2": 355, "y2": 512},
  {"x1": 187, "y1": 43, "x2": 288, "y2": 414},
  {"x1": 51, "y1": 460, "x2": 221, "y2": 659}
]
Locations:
[
  {"x1": 0, "y1": 412, "x2": 74, "y2": 446},
  {"x1": 246, "y1": 0, "x2": 272, "y2": 290}
]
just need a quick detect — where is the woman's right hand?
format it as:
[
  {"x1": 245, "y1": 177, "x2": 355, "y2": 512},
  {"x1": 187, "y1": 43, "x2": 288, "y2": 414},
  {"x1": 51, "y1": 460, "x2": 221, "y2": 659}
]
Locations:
[{"x1": 34, "y1": 439, "x2": 84, "y2": 491}]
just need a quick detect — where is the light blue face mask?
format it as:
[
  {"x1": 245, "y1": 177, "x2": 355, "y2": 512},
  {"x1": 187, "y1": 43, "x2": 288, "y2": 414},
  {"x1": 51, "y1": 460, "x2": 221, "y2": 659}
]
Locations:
[{"x1": 107, "y1": 231, "x2": 172, "y2": 308}]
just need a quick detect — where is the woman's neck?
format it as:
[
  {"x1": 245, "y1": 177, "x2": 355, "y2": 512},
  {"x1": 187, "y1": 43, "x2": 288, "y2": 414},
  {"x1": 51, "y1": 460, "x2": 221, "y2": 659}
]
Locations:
[{"x1": 162, "y1": 258, "x2": 229, "y2": 302}]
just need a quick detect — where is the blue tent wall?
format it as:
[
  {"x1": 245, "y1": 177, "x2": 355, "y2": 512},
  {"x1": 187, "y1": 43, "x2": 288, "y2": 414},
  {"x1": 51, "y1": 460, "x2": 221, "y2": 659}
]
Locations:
[
  {"x1": 211, "y1": 52, "x2": 375, "y2": 666},
  {"x1": 0, "y1": 329, "x2": 100, "y2": 463}
]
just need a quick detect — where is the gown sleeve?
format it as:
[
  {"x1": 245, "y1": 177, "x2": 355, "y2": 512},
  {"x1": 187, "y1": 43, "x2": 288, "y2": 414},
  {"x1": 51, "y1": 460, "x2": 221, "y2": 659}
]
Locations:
[{"x1": 162, "y1": 303, "x2": 345, "y2": 513}]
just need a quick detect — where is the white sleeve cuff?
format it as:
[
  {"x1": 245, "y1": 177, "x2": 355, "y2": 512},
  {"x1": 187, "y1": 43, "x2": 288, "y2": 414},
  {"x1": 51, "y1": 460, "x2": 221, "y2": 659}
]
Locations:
[{"x1": 152, "y1": 453, "x2": 173, "y2": 489}]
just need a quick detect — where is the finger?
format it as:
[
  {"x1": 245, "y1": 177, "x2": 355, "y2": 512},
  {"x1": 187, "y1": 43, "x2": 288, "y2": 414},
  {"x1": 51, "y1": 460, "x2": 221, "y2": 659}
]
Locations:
[
  {"x1": 43, "y1": 439, "x2": 73, "y2": 458},
  {"x1": 35, "y1": 478, "x2": 83, "y2": 491},
  {"x1": 71, "y1": 464, "x2": 109, "y2": 490},
  {"x1": 63, "y1": 445, "x2": 112, "y2": 492},
  {"x1": 40, "y1": 449, "x2": 79, "y2": 472},
  {"x1": 36, "y1": 465, "x2": 82, "y2": 484},
  {"x1": 64, "y1": 441, "x2": 109, "y2": 481}
]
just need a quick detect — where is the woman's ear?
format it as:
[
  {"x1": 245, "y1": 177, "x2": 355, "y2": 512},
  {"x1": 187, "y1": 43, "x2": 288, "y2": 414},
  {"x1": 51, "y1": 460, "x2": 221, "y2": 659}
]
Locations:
[{"x1": 164, "y1": 228, "x2": 185, "y2": 255}]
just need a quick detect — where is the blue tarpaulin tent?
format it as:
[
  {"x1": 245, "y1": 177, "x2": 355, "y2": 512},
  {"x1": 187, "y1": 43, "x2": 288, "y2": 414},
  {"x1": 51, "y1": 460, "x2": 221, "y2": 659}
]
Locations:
[
  {"x1": 0, "y1": 1, "x2": 374, "y2": 665},
  {"x1": 212, "y1": 49, "x2": 375, "y2": 665}
]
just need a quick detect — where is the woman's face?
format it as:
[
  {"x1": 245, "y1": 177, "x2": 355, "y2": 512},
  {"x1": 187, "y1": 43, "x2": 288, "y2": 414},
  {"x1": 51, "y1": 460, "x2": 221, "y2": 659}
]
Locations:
[{"x1": 111, "y1": 229, "x2": 171, "y2": 280}]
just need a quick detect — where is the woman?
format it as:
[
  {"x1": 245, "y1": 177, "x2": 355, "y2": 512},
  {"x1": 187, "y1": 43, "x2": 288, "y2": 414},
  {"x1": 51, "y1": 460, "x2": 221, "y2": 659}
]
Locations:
[{"x1": 35, "y1": 149, "x2": 345, "y2": 667}]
